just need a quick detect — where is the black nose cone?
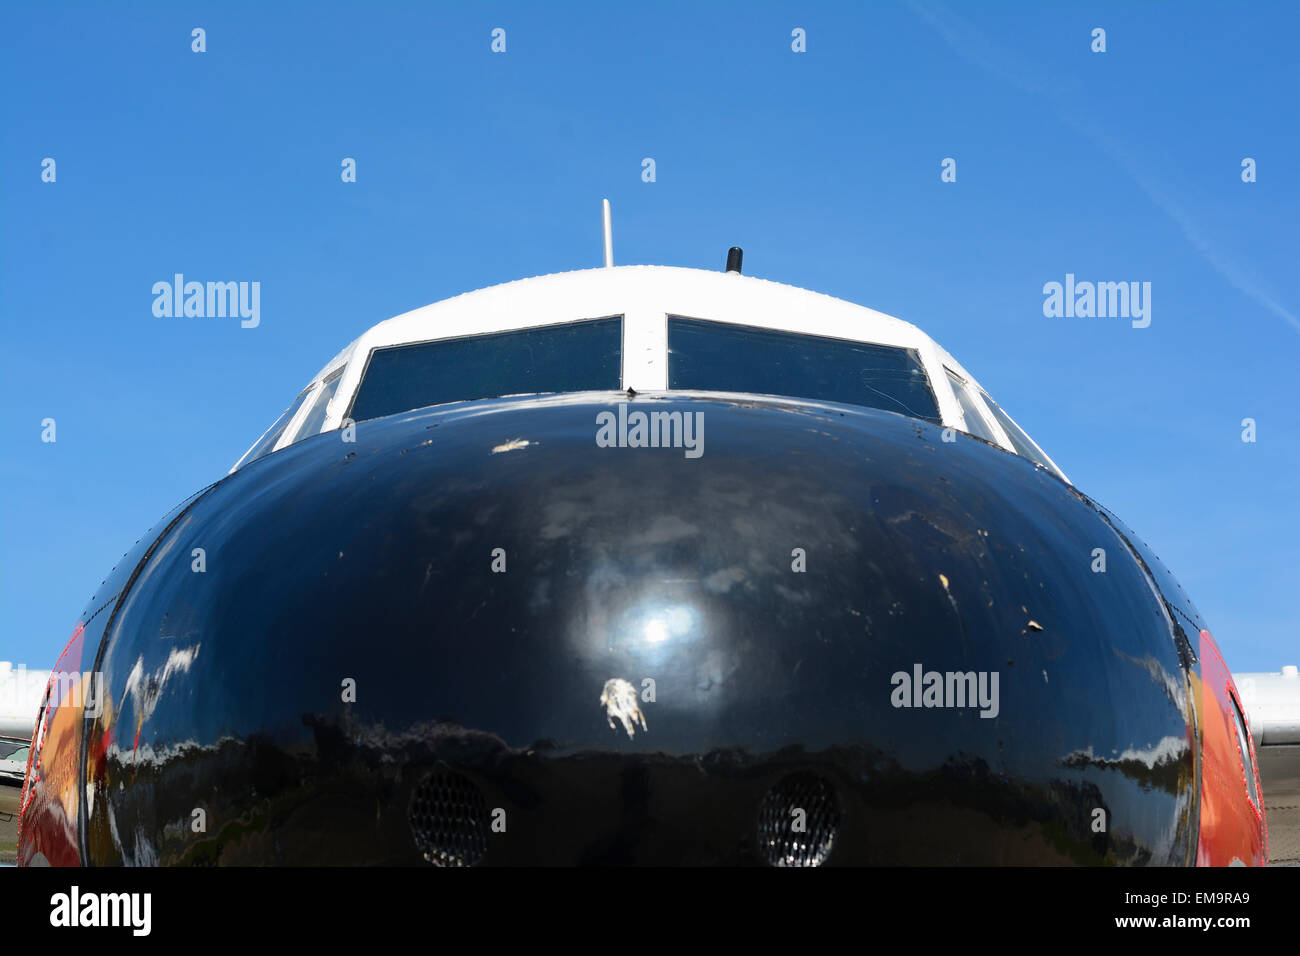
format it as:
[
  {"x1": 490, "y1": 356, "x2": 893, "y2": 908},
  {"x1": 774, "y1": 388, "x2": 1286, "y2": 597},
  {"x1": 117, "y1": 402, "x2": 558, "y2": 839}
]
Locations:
[{"x1": 82, "y1": 393, "x2": 1197, "y2": 865}]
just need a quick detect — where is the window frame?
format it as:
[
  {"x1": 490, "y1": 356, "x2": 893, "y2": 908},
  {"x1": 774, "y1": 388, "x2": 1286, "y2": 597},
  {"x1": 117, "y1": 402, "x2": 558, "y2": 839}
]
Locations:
[
  {"x1": 1228, "y1": 689, "x2": 1263, "y2": 816},
  {"x1": 943, "y1": 366, "x2": 1011, "y2": 447},
  {"x1": 287, "y1": 365, "x2": 346, "y2": 446}
]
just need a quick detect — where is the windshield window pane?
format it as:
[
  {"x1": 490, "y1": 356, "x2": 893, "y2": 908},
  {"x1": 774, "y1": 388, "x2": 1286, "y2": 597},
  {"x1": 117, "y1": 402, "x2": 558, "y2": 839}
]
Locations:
[
  {"x1": 667, "y1": 317, "x2": 940, "y2": 424},
  {"x1": 349, "y1": 317, "x2": 623, "y2": 423},
  {"x1": 945, "y1": 369, "x2": 999, "y2": 443},
  {"x1": 979, "y1": 391, "x2": 1055, "y2": 472},
  {"x1": 0, "y1": 739, "x2": 29, "y2": 761},
  {"x1": 291, "y1": 368, "x2": 344, "y2": 443},
  {"x1": 235, "y1": 386, "x2": 312, "y2": 468}
]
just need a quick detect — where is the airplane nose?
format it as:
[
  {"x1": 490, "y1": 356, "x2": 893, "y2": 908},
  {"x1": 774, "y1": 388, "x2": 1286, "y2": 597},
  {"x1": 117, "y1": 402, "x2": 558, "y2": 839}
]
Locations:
[{"x1": 81, "y1": 393, "x2": 1199, "y2": 865}]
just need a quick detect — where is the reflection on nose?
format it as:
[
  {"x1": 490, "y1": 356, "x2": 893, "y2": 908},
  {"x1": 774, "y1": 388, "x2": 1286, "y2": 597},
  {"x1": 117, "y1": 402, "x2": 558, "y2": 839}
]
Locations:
[{"x1": 630, "y1": 603, "x2": 698, "y2": 659}]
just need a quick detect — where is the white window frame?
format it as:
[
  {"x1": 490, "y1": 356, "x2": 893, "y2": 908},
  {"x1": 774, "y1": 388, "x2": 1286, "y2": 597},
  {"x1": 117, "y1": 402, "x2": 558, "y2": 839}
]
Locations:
[{"x1": 943, "y1": 365, "x2": 1012, "y2": 448}]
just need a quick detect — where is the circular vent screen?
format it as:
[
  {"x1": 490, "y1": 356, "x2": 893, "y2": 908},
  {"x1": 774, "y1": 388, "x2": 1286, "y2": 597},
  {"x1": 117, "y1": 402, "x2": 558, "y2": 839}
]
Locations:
[
  {"x1": 756, "y1": 772, "x2": 841, "y2": 867},
  {"x1": 409, "y1": 769, "x2": 489, "y2": 867}
]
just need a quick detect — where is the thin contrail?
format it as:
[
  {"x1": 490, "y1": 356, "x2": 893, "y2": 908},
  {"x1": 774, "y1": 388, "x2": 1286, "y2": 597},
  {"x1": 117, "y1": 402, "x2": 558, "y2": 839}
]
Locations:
[{"x1": 906, "y1": 0, "x2": 1300, "y2": 334}]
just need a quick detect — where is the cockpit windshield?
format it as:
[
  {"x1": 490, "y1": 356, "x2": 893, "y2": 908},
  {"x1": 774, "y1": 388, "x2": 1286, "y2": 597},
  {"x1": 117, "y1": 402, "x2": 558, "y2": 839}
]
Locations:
[
  {"x1": 238, "y1": 310, "x2": 1063, "y2": 483},
  {"x1": 348, "y1": 317, "x2": 623, "y2": 424},
  {"x1": 666, "y1": 317, "x2": 941, "y2": 424}
]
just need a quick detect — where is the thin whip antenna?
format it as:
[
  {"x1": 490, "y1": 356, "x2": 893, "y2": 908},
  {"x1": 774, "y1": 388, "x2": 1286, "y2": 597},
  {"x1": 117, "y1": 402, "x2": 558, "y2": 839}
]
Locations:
[{"x1": 602, "y1": 198, "x2": 614, "y2": 268}]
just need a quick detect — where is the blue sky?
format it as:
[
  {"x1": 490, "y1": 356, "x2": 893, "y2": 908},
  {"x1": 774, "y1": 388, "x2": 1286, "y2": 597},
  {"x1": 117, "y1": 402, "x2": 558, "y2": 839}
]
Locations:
[{"x1": 1, "y1": 1, "x2": 1296, "y2": 673}]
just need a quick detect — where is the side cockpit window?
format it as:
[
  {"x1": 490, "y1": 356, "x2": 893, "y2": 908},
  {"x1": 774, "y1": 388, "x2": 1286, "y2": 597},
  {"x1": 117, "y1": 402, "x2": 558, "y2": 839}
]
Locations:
[
  {"x1": 290, "y1": 367, "x2": 345, "y2": 444},
  {"x1": 979, "y1": 390, "x2": 1059, "y2": 476},
  {"x1": 233, "y1": 386, "x2": 312, "y2": 469},
  {"x1": 944, "y1": 368, "x2": 999, "y2": 443}
]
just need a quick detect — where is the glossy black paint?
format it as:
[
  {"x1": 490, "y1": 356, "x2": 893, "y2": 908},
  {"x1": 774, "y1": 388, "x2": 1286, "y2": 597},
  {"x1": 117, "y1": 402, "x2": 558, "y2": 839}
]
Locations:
[{"x1": 80, "y1": 393, "x2": 1200, "y2": 865}]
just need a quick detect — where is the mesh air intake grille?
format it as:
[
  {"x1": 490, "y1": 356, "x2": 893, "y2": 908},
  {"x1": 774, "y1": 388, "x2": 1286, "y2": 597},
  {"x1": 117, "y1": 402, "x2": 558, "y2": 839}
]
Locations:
[
  {"x1": 756, "y1": 772, "x2": 840, "y2": 867},
  {"x1": 409, "y1": 769, "x2": 489, "y2": 867}
]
